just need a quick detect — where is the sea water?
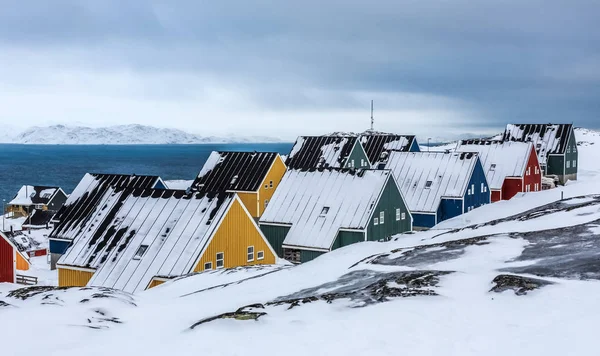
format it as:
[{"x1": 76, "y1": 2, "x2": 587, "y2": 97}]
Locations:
[{"x1": 0, "y1": 143, "x2": 293, "y2": 204}]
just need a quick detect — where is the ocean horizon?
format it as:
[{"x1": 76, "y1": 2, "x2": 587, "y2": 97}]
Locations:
[{"x1": 0, "y1": 143, "x2": 293, "y2": 205}]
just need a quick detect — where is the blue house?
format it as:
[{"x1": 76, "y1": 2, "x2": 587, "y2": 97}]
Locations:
[
  {"x1": 384, "y1": 151, "x2": 490, "y2": 228},
  {"x1": 48, "y1": 173, "x2": 166, "y2": 270}
]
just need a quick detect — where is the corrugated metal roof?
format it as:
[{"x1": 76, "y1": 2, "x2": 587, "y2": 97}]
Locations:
[
  {"x1": 502, "y1": 124, "x2": 573, "y2": 163},
  {"x1": 359, "y1": 132, "x2": 416, "y2": 165},
  {"x1": 259, "y1": 168, "x2": 390, "y2": 250},
  {"x1": 385, "y1": 151, "x2": 478, "y2": 213},
  {"x1": 60, "y1": 188, "x2": 233, "y2": 293},
  {"x1": 456, "y1": 141, "x2": 533, "y2": 190},
  {"x1": 191, "y1": 151, "x2": 279, "y2": 193},
  {"x1": 50, "y1": 173, "x2": 162, "y2": 241},
  {"x1": 285, "y1": 136, "x2": 358, "y2": 169}
]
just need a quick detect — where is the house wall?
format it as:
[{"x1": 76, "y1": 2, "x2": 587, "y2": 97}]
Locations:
[
  {"x1": 16, "y1": 254, "x2": 29, "y2": 271},
  {"x1": 523, "y1": 147, "x2": 543, "y2": 194},
  {"x1": 491, "y1": 190, "x2": 502, "y2": 202},
  {"x1": 438, "y1": 199, "x2": 463, "y2": 224},
  {"x1": 331, "y1": 230, "x2": 365, "y2": 250},
  {"x1": 346, "y1": 143, "x2": 371, "y2": 168},
  {"x1": 412, "y1": 213, "x2": 436, "y2": 229},
  {"x1": 237, "y1": 192, "x2": 259, "y2": 218},
  {"x1": 153, "y1": 180, "x2": 167, "y2": 190},
  {"x1": 409, "y1": 139, "x2": 421, "y2": 152},
  {"x1": 257, "y1": 156, "x2": 287, "y2": 217},
  {"x1": 502, "y1": 179, "x2": 522, "y2": 201},
  {"x1": 259, "y1": 224, "x2": 290, "y2": 257},
  {"x1": 147, "y1": 279, "x2": 166, "y2": 289},
  {"x1": 48, "y1": 191, "x2": 68, "y2": 212},
  {"x1": 366, "y1": 177, "x2": 412, "y2": 241},
  {"x1": 194, "y1": 199, "x2": 276, "y2": 272},
  {"x1": 0, "y1": 237, "x2": 15, "y2": 283},
  {"x1": 58, "y1": 267, "x2": 94, "y2": 287},
  {"x1": 564, "y1": 130, "x2": 578, "y2": 183},
  {"x1": 547, "y1": 155, "x2": 565, "y2": 180},
  {"x1": 49, "y1": 239, "x2": 72, "y2": 270},
  {"x1": 462, "y1": 159, "x2": 490, "y2": 212},
  {"x1": 300, "y1": 250, "x2": 326, "y2": 263}
]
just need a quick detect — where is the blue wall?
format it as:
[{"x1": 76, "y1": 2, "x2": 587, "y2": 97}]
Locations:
[
  {"x1": 437, "y1": 198, "x2": 463, "y2": 223},
  {"x1": 412, "y1": 213, "x2": 436, "y2": 228},
  {"x1": 462, "y1": 159, "x2": 490, "y2": 213},
  {"x1": 154, "y1": 180, "x2": 167, "y2": 190},
  {"x1": 49, "y1": 239, "x2": 71, "y2": 255},
  {"x1": 409, "y1": 139, "x2": 421, "y2": 152}
]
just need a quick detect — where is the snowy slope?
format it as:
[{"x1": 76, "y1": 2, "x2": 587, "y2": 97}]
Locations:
[
  {"x1": 1, "y1": 128, "x2": 600, "y2": 356},
  {"x1": 1, "y1": 124, "x2": 281, "y2": 144}
]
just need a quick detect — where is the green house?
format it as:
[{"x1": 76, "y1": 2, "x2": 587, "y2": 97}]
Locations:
[
  {"x1": 503, "y1": 124, "x2": 577, "y2": 184},
  {"x1": 258, "y1": 168, "x2": 413, "y2": 263}
]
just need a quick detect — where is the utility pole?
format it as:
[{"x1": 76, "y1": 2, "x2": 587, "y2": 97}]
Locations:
[{"x1": 370, "y1": 100, "x2": 374, "y2": 131}]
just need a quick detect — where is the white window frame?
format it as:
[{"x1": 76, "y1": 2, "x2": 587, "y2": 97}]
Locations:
[
  {"x1": 471, "y1": 184, "x2": 475, "y2": 195},
  {"x1": 395, "y1": 208, "x2": 400, "y2": 221},
  {"x1": 257, "y1": 251, "x2": 264, "y2": 260},
  {"x1": 425, "y1": 181, "x2": 433, "y2": 189},
  {"x1": 566, "y1": 161, "x2": 570, "y2": 168},
  {"x1": 374, "y1": 217, "x2": 379, "y2": 226},
  {"x1": 527, "y1": 167, "x2": 530, "y2": 176},
  {"x1": 401, "y1": 212, "x2": 406, "y2": 220},
  {"x1": 204, "y1": 262, "x2": 212, "y2": 270},
  {"x1": 133, "y1": 245, "x2": 149, "y2": 260},
  {"x1": 468, "y1": 189, "x2": 471, "y2": 195},
  {"x1": 35, "y1": 204, "x2": 44, "y2": 210},
  {"x1": 247, "y1": 246, "x2": 255, "y2": 262},
  {"x1": 480, "y1": 183, "x2": 484, "y2": 193},
  {"x1": 320, "y1": 206, "x2": 330, "y2": 216},
  {"x1": 216, "y1": 252, "x2": 224, "y2": 269},
  {"x1": 573, "y1": 160, "x2": 577, "y2": 168}
]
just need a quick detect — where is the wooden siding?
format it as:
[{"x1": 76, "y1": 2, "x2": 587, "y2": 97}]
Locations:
[
  {"x1": 331, "y1": 230, "x2": 364, "y2": 249},
  {"x1": 16, "y1": 253, "x2": 29, "y2": 271},
  {"x1": 462, "y1": 159, "x2": 490, "y2": 212},
  {"x1": 345, "y1": 142, "x2": 370, "y2": 168},
  {"x1": 367, "y1": 176, "x2": 412, "y2": 241},
  {"x1": 194, "y1": 199, "x2": 276, "y2": 272},
  {"x1": 237, "y1": 192, "x2": 259, "y2": 218},
  {"x1": 0, "y1": 236, "x2": 14, "y2": 283},
  {"x1": 147, "y1": 279, "x2": 166, "y2": 289},
  {"x1": 564, "y1": 129, "x2": 578, "y2": 180},
  {"x1": 547, "y1": 155, "x2": 565, "y2": 178},
  {"x1": 491, "y1": 190, "x2": 502, "y2": 202},
  {"x1": 260, "y1": 224, "x2": 290, "y2": 257},
  {"x1": 257, "y1": 156, "x2": 287, "y2": 217},
  {"x1": 58, "y1": 267, "x2": 94, "y2": 287},
  {"x1": 438, "y1": 199, "x2": 462, "y2": 225},
  {"x1": 49, "y1": 239, "x2": 71, "y2": 254},
  {"x1": 409, "y1": 139, "x2": 421, "y2": 152},
  {"x1": 412, "y1": 213, "x2": 436, "y2": 229},
  {"x1": 301, "y1": 250, "x2": 325, "y2": 263}
]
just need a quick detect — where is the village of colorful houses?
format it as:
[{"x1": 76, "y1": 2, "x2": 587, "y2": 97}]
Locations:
[{"x1": 0, "y1": 123, "x2": 579, "y2": 292}]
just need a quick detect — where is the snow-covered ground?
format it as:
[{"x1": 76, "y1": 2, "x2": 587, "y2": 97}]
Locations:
[{"x1": 1, "y1": 128, "x2": 600, "y2": 356}]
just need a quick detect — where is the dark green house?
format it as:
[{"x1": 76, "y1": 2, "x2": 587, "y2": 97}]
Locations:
[
  {"x1": 503, "y1": 124, "x2": 577, "y2": 184},
  {"x1": 258, "y1": 168, "x2": 413, "y2": 263}
]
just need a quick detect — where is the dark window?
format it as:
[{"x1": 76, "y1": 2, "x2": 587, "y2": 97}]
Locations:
[
  {"x1": 425, "y1": 181, "x2": 433, "y2": 188},
  {"x1": 133, "y1": 245, "x2": 148, "y2": 260}
]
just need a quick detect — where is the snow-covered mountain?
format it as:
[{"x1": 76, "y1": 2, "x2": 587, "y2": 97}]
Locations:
[{"x1": 1, "y1": 124, "x2": 282, "y2": 145}]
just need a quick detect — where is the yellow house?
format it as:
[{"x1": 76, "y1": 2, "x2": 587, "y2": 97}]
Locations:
[
  {"x1": 191, "y1": 151, "x2": 287, "y2": 218},
  {"x1": 56, "y1": 187, "x2": 276, "y2": 293}
]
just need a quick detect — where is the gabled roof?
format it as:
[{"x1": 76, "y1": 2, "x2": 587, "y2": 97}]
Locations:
[
  {"x1": 502, "y1": 124, "x2": 573, "y2": 163},
  {"x1": 50, "y1": 173, "x2": 164, "y2": 241},
  {"x1": 385, "y1": 151, "x2": 479, "y2": 213},
  {"x1": 59, "y1": 187, "x2": 234, "y2": 293},
  {"x1": 260, "y1": 168, "x2": 392, "y2": 250},
  {"x1": 191, "y1": 151, "x2": 279, "y2": 193},
  {"x1": 456, "y1": 140, "x2": 533, "y2": 190},
  {"x1": 359, "y1": 132, "x2": 416, "y2": 164},
  {"x1": 3, "y1": 230, "x2": 38, "y2": 254},
  {"x1": 24, "y1": 209, "x2": 56, "y2": 228},
  {"x1": 285, "y1": 136, "x2": 358, "y2": 169},
  {"x1": 9, "y1": 185, "x2": 63, "y2": 206}
]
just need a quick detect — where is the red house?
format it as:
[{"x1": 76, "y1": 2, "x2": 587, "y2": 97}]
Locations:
[
  {"x1": 457, "y1": 140, "x2": 542, "y2": 202},
  {"x1": 0, "y1": 231, "x2": 31, "y2": 283}
]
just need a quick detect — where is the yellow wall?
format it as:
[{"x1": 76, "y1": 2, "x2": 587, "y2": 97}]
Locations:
[
  {"x1": 257, "y1": 156, "x2": 287, "y2": 216},
  {"x1": 237, "y1": 192, "x2": 259, "y2": 218},
  {"x1": 16, "y1": 254, "x2": 29, "y2": 271},
  {"x1": 194, "y1": 199, "x2": 276, "y2": 272},
  {"x1": 58, "y1": 267, "x2": 95, "y2": 287},
  {"x1": 147, "y1": 279, "x2": 166, "y2": 289}
]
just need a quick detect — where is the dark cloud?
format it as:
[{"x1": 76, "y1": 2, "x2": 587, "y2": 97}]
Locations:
[{"x1": 0, "y1": 0, "x2": 599, "y2": 132}]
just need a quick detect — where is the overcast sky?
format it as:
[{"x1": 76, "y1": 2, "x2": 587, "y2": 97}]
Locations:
[{"x1": 0, "y1": 1, "x2": 598, "y2": 140}]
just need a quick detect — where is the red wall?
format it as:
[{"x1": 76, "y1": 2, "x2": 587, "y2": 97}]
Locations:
[
  {"x1": 0, "y1": 237, "x2": 14, "y2": 283},
  {"x1": 501, "y1": 147, "x2": 543, "y2": 201},
  {"x1": 524, "y1": 146, "x2": 543, "y2": 193},
  {"x1": 491, "y1": 190, "x2": 502, "y2": 202},
  {"x1": 502, "y1": 178, "x2": 523, "y2": 201}
]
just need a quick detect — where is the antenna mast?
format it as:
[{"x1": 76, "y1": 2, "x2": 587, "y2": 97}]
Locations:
[{"x1": 370, "y1": 100, "x2": 374, "y2": 131}]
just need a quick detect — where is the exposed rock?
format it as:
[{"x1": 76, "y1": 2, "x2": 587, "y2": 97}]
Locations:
[
  {"x1": 190, "y1": 304, "x2": 267, "y2": 329},
  {"x1": 490, "y1": 274, "x2": 553, "y2": 296},
  {"x1": 6, "y1": 286, "x2": 68, "y2": 300}
]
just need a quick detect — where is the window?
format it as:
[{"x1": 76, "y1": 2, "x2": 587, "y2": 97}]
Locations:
[
  {"x1": 265, "y1": 199, "x2": 269, "y2": 209},
  {"x1": 35, "y1": 204, "x2": 44, "y2": 209},
  {"x1": 247, "y1": 246, "x2": 254, "y2": 262},
  {"x1": 269, "y1": 180, "x2": 273, "y2": 188},
  {"x1": 395, "y1": 208, "x2": 401, "y2": 221},
  {"x1": 41, "y1": 193, "x2": 52, "y2": 199},
  {"x1": 257, "y1": 251, "x2": 264, "y2": 260},
  {"x1": 133, "y1": 245, "x2": 148, "y2": 260},
  {"x1": 380, "y1": 211, "x2": 384, "y2": 224},
  {"x1": 535, "y1": 183, "x2": 539, "y2": 191},
  {"x1": 468, "y1": 189, "x2": 471, "y2": 195},
  {"x1": 361, "y1": 159, "x2": 365, "y2": 167},
  {"x1": 351, "y1": 160, "x2": 355, "y2": 168},
  {"x1": 204, "y1": 262, "x2": 212, "y2": 270},
  {"x1": 425, "y1": 181, "x2": 433, "y2": 189},
  {"x1": 471, "y1": 184, "x2": 475, "y2": 195},
  {"x1": 566, "y1": 161, "x2": 571, "y2": 168},
  {"x1": 230, "y1": 175, "x2": 239, "y2": 185},
  {"x1": 567, "y1": 147, "x2": 570, "y2": 153},
  {"x1": 527, "y1": 167, "x2": 531, "y2": 176},
  {"x1": 490, "y1": 164, "x2": 496, "y2": 171},
  {"x1": 216, "y1": 252, "x2": 224, "y2": 268},
  {"x1": 481, "y1": 183, "x2": 484, "y2": 193},
  {"x1": 374, "y1": 217, "x2": 379, "y2": 226},
  {"x1": 535, "y1": 166, "x2": 539, "y2": 174},
  {"x1": 573, "y1": 160, "x2": 577, "y2": 168},
  {"x1": 320, "y1": 206, "x2": 330, "y2": 216},
  {"x1": 401, "y1": 212, "x2": 406, "y2": 220}
]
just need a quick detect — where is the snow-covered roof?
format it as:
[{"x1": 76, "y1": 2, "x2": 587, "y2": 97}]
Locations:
[
  {"x1": 359, "y1": 133, "x2": 416, "y2": 165},
  {"x1": 23, "y1": 209, "x2": 55, "y2": 228},
  {"x1": 192, "y1": 151, "x2": 279, "y2": 193},
  {"x1": 50, "y1": 173, "x2": 164, "y2": 240},
  {"x1": 260, "y1": 168, "x2": 391, "y2": 250},
  {"x1": 385, "y1": 151, "x2": 479, "y2": 213},
  {"x1": 60, "y1": 188, "x2": 234, "y2": 293},
  {"x1": 456, "y1": 141, "x2": 533, "y2": 190},
  {"x1": 9, "y1": 185, "x2": 60, "y2": 206},
  {"x1": 285, "y1": 136, "x2": 358, "y2": 169},
  {"x1": 502, "y1": 124, "x2": 573, "y2": 163},
  {"x1": 3, "y1": 230, "x2": 39, "y2": 254}
]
